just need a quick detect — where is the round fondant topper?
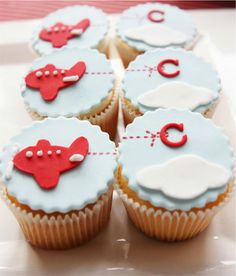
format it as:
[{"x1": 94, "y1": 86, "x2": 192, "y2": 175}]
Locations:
[
  {"x1": 118, "y1": 3, "x2": 196, "y2": 50},
  {"x1": 22, "y1": 48, "x2": 114, "y2": 118},
  {"x1": 13, "y1": 137, "x2": 89, "y2": 190},
  {"x1": 25, "y1": 61, "x2": 86, "y2": 102},
  {"x1": 31, "y1": 6, "x2": 109, "y2": 56},
  {"x1": 157, "y1": 59, "x2": 180, "y2": 78},
  {"x1": 39, "y1": 19, "x2": 90, "y2": 48},
  {"x1": 147, "y1": 9, "x2": 165, "y2": 23},
  {"x1": 0, "y1": 118, "x2": 117, "y2": 213},
  {"x1": 119, "y1": 109, "x2": 234, "y2": 211}
]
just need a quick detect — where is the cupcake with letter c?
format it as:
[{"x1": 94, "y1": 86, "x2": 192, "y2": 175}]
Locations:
[
  {"x1": 117, "y1": 2, "x2": 197, "y2": 67},
  {"x1": 116, "y1": 109, "x2": 234, "y2": 241},
  {"x1": 122, "y1": 48, "x2": 221, "y2": 126}
]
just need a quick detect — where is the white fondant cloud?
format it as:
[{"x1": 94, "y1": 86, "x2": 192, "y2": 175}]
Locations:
[
  {"x1": 136, "y1": 155, "x2": 231, "y2": 200},
  {"x1": 138, "y1": 81, "x2": 216, "y2": 110},
  {"x1": 125, "y1": 24, "x2": 187, "y2": 47}
]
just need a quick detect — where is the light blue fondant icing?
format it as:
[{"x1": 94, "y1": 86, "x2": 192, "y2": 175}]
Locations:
[
  {"x1": 31, "y1": 5, "x2": 108, "y2": 56},
  {"x1": 117, "y1": 3, "x2": 196, "y2": 52},
  {"x1": 0, "y1": 118, "x2": 116, "y2": 213},
  {"x1": 22, "y1": 48, "x2": 114, "y2": 117},
  {"x1": 123, "y1": 48, "x2": 221, "y2": 114},
  {"x1": 118, "y1": 109, "x2": 234, "y2": 211}
]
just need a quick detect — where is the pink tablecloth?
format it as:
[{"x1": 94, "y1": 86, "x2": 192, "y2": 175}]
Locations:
[{"x1": 0, "y1": 0, "x2": 234, "y2": 21}]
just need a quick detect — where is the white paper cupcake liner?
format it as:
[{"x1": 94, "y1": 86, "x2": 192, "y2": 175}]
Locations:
[
  {"x1": 121, "y1": 96, "x2": 140, "y2": 126},
  {"x1": 1, "y1": 187, "x2": 113, "y2": 250},
  {"x1": 115, "y1": 182, "x2": 234, "y2": 241},
  {"x1": 80, "y1": 91, "x2": 119, "y2": 140},
  {"x1": 25, "y1": 91, "x2": 119, "y2": 140},
  {"x1": 115, "y1": 37, "x2": 142, "y2": 68},
  {"x1": 96, "y1": 36, "x2": 110, "y2": 58}
]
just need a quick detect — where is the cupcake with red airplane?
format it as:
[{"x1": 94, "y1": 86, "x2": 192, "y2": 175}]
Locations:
[
  {"x1": 0, "y1": 117, "x2": 116, "y2": 249},
  {"x1": 31, "y1": 5, "x2": 109, "y2": 56}
]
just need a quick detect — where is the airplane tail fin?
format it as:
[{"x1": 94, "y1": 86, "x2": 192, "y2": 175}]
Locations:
[
  {"x1": 74, "y1": 19, "x2": 90, "y2": 34},
  {"x1": 69, "y1": 137, "x2": 89, "y2": 158},
  {"x1": 69, "y1": 61, "x2": 86, "y2": 78}
]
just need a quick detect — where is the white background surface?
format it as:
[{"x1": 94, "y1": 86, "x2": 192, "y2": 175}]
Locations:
[{"x1": 0, "y1": 10, "x2": 235, "y2": 276}]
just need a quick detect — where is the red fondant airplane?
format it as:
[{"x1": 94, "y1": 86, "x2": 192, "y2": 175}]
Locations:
[
  {"x1": 39, "y1": 19, "x2": 90, "y2": 48},
  {"x1": 25, "y1": 61, "x2": 86, "y2": 101},
  {"x1": 13, "y1": 137, "x2": 89, "y2": 190}
]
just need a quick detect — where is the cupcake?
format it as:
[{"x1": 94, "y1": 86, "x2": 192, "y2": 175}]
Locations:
[
  {"x1": 31, "y1": 5, "x2": 109, "y2": 56},
  {"x1": 0, "y1": 118, "x2": 116, "y2": 249},
  {"x1": 116, "y1": 109, "x2": 234, "y2": 241},
  {"x1": 116, "y1": 3, "x2": 197, "y2": 67},
  {"x1": 21, "y1": 48, "x2": 118, "y2": 140},
  {"x1": 122, "y1": 48, "x2": 221, "y2": 126}
]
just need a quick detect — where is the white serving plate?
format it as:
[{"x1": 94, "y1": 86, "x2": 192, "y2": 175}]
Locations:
[{"x1": 0, "y1": 14, "x2": 235, "y2": 276}]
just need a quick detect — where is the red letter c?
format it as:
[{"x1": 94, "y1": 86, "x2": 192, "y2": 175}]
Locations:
[
  {"x1": 147, "y1": 10, "x2": 165, "y2": 23},
  {"x1": 160, "y1": 123, "x2": 187, "y2": 148},
  {"x1": 157, "y1": 59, "x2": 180, "y2": 78}
]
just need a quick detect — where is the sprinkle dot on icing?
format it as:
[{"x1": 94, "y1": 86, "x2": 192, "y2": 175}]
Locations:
[
  {"x1": 26, "y1": 151, "x2": 33, "y2": 158},
  {"x1": 35, "y1": 71, "x2": 42, "y2": 77},
  {"x1": 37, "y1": 150, "x2": 43, "y2": 157},
  {"x1": 56, "y1": 149, "x2": 61, "y2": 155}
]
